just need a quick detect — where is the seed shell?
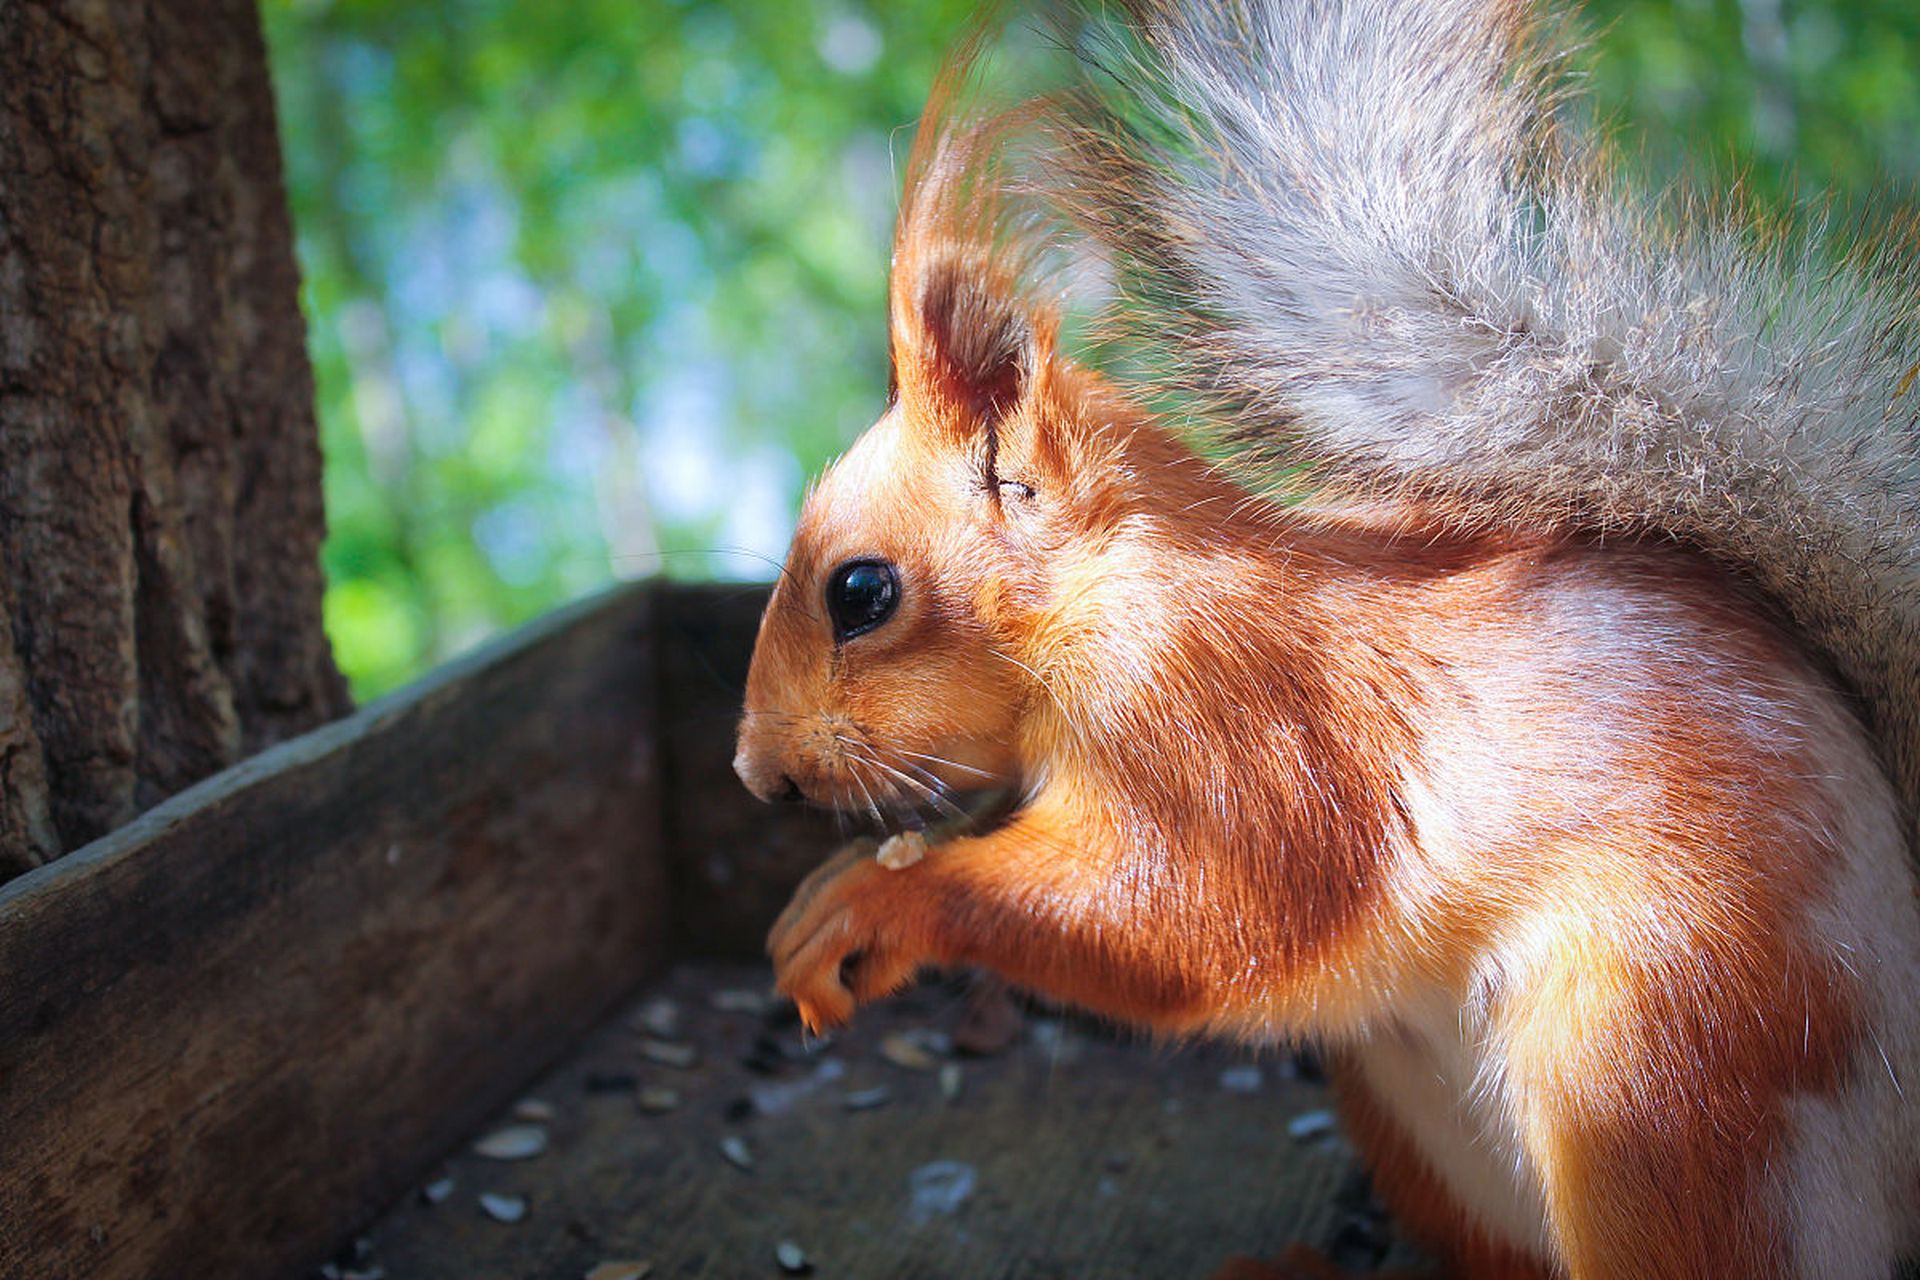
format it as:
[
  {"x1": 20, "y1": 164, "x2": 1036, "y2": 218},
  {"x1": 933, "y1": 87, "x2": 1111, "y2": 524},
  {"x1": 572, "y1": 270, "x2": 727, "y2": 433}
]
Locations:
[
  {"x1": 513, "y1": 1097, "x2": 559, "y2": 1122},
  {"x1": 1218, "y1": 1065, "x2": 1264, "y2": 1094},
  {"x1": 585, "y1": 1262, "x2": 653, "y2": 1280},
  {"x1": 875, "y1": 830, "x2": 928, "y2": 870},
  {"x1": 709, "y1": 988, "x2": 769, "y2": 1015},
  {"x1": 879, "y1": 1030, "x2": 947, "y2": 1071},
  {"x1": 478, "y1": 1192, "x2": 528, "y2": 1224},
  {"x1": 1287, "y1": 1109, "x2": 1337, "y2": 1142},
  {"x1": 630, "y1": 996, "x2": 681, "y2": 1038},
  {"x1": 639, "y1": 1038, "x2": 699, "y2": 1069},
  {"x1": 472, "y1": 1124, "x2": 549, "y2": 1161}
]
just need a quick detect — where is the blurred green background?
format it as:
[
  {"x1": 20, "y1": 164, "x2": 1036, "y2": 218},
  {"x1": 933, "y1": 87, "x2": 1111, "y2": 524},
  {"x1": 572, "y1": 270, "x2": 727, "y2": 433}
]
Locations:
[{"x1": 262, "y1": 0, "x2": 1920, "y2": 700}]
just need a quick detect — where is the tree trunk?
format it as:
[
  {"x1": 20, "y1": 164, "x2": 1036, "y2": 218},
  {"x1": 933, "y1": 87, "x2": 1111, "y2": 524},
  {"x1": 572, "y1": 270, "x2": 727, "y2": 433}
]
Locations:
[{"x1": 0, "y1": 0, "x2": 349, "y2": 879}]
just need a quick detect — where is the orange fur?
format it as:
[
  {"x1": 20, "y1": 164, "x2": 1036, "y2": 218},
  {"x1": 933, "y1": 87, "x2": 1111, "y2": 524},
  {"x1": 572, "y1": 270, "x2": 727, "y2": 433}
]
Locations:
[{"x1": 735, "y1": 24, "x2": 1920, "y2": 1280}]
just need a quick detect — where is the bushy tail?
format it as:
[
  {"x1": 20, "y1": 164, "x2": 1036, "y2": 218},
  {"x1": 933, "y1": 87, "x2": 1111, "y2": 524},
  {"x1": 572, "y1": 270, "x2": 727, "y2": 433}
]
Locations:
[{"x1": 1046, "y1": 0, "x2": 1920, "y2": 831}]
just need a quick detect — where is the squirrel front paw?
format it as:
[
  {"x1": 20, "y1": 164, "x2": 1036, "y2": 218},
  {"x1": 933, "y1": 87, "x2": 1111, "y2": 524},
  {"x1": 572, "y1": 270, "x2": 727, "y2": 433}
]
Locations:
[{"x1": 768, "y1": 840, "x2": 938, "y2": 1033}]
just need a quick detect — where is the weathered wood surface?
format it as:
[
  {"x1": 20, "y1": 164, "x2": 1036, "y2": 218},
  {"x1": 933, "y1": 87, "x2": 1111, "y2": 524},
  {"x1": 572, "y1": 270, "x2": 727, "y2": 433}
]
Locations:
[
  {"x1": 353, "y1": 963, "x2": 1412, "y2": 1280},
  {"x1": 655, "y1": 583, "x2": 843, "y2": 959},
  {"x1": 0, "y1": 583, "x2": 664, "y2": 1280}
]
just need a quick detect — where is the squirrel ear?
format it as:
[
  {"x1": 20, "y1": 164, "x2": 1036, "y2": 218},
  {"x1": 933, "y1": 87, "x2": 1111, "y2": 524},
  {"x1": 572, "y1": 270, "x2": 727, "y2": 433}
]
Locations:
[{"x1": 892, "y1": 253, "x2": 1048, "y2": 427}]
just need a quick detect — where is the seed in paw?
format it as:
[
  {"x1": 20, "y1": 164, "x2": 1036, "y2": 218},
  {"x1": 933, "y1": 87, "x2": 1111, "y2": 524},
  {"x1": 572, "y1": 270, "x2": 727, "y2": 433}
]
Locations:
[{"x1": 875, "y1": 830, "x2": 928, "y2": 869}]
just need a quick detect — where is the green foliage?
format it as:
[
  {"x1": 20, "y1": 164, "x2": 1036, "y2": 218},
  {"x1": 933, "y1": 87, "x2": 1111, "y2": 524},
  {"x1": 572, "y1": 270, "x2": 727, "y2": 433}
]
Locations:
[
  {"x1": 264, "y1": 0, "x2": 1920, "y2": 699},
  {"x1": 264, "y1": 0, "x2": 976, "y2": 696},
  {"x1": 1581, "y1": 0, "x2": 1920, "y2": 208}
]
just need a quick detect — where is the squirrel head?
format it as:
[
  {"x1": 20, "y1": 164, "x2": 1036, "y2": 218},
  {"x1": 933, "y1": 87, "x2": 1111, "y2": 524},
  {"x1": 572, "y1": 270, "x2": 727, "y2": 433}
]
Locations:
[
  {"x1": 734, "y1": 241, "x2": 1110, "y2": 815},
  {"x1": 734, "y1": 77, "x2": 1216, "y2": 821}
]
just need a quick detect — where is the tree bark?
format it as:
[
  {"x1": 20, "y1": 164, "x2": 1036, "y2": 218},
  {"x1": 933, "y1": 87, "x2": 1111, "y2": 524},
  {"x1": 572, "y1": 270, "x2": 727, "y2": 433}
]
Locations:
[{"x1": 0, "y1": 0, "x2": 349, "y2": 877}]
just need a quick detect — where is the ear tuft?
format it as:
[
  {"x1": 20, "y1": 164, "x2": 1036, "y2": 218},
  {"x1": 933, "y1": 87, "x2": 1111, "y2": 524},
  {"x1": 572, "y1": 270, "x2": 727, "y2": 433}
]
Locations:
[{"x1": 904, "y1": 255, "x2": 1033, "y2": 423}]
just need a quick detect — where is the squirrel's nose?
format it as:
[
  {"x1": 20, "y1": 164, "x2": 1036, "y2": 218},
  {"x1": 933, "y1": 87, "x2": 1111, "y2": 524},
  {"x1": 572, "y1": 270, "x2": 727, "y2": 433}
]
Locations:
[
  {"x1": 733, "y1": 746, "x2": 771, "y2": 801},
  {"x1": 734, "y1": 746, "x2": 804, "y2": 805}
]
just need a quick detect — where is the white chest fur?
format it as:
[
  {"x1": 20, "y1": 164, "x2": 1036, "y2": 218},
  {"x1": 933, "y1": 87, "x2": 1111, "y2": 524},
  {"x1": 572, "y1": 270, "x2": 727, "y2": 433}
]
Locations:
[{"x1": 1351, "y1": 994, "x2": 1554, "y2": 1261}]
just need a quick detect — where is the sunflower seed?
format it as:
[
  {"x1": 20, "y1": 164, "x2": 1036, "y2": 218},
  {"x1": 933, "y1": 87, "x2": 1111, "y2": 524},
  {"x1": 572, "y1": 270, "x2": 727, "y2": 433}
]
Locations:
[
  {"x1": 639, "y1": 1038, "x2": 698, "y2": 1069},
  {"x1": 709, "y1": 988, "x2": 770, "y2": 1015},
  {"x1": 478, "y1": 1192, "x2": 528, "y2": 1224},
  {"x1": 1287, "y1": 1109, "x2": 1337, "y2": 1142},
  {"x1": 1218, "y1": 1065, "x2": 1264, "y2": 1094},
  {"x1": 775, "y1": 1240, "x2": 813, "y2": 1274},
  {"x1": 875, "y1": 830, "x2": 928, "y2": 870},
  {"x1": 749, "y1": 1057, "x2": 846, "y2": 1115},
  {"x1": 719, "y1": 1134, "x2": 755, "y2": 1171},
  {"x1": 513, "y1": 1098, "x2": 558, "y2": 1122},
  {"x1": 585, "y1": 1262, "x2": 653, "y2": 1280},
  {"x1": 472, "y1": 1125, "x2": 548, "y2": 1161},
  {"x1": 419, "y1": 1176, "x2": 455, "y2": 1206},
  {"x1": 636, "y1": 1086, "x2": 682, "y2": 1114},
  {"x1": 939, "y1": 1062, "x2": 963, "y2": 1102},
  {"x1": 907, "y1": 1159, "x2": 977, "y2": 1224},
  {"x1": 630, "y1": 996, "x2": 680, "y2": 1038},
  {"x1": 844, "y1": 1085, "x2": 893, "y2": 1111},
  {"x1": 879, "y1": 1030, "x2": 947, "y2": 1071}
]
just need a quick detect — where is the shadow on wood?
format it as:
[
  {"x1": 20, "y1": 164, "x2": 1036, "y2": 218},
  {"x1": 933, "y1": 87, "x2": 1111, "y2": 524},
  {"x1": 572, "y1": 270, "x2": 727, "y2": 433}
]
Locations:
[
  {"x1": 0, "y1": 584, "x2": 671, "y2": 1280},
  {"x1": 653, "y1": 583, "x2": 842, "y2": 960}
]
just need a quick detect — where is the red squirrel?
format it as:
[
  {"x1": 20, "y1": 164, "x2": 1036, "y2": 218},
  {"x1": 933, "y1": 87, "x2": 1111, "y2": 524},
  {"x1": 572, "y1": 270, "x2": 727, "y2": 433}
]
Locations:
[{"x1": 733, "y1": 2, "x2": 1920, "y2": 1276}]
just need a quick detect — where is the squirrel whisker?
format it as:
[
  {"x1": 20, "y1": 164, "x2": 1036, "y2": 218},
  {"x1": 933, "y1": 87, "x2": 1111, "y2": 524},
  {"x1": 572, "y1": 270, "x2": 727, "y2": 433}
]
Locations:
[{"x1": 889, "y1": 746, "x2": 1007, "y2": 782}]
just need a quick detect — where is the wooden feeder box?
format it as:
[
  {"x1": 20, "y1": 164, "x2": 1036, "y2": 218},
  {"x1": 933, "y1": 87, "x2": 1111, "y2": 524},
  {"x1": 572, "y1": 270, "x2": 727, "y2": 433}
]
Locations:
[{"x1": 0, "y1": 584, "x2": 1403, "y2": 1278}]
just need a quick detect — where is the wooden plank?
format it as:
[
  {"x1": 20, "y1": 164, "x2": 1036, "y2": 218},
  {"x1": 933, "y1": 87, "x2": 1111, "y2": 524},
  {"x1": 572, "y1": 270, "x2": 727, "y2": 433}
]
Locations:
[
  {"x1": 653, "y1": 583, "x2": 841, "y2": 960},
  {"x1": 0, "y1": 583, "x2": 666, "y2": 1280}
]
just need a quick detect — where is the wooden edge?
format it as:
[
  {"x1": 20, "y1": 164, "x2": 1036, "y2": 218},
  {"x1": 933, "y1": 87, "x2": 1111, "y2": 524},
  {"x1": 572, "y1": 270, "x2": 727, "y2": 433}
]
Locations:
[{"x1": 0, "y1": 582, "x2": 665, "y2": 1280}]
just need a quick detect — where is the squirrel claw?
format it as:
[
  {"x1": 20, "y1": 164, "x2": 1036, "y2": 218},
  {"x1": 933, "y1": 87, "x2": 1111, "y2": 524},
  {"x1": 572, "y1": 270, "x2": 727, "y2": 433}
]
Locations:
[
  {"x1": 775, "y1": 906, "x2": 859, "y2": 1032},
  {"x1": 769, "y1": 839, "x2": 930, "y2": 1032}
]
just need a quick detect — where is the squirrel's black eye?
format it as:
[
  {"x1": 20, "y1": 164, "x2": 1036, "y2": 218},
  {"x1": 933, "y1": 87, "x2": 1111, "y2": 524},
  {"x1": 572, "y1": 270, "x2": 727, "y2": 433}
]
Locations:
[{"x1": 826, "y1": 560, "x2": 900, "y2": 641}]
